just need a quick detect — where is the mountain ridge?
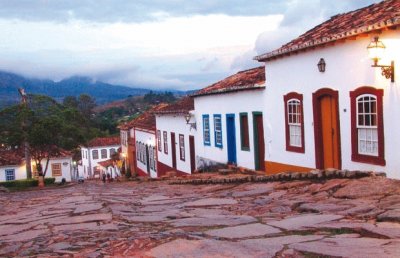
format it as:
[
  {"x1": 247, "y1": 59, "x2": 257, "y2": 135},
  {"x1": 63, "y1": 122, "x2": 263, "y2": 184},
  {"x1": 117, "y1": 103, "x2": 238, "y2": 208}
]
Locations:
[{"x1": 0, "y1": 71, "x2": 189, "y2": 108}]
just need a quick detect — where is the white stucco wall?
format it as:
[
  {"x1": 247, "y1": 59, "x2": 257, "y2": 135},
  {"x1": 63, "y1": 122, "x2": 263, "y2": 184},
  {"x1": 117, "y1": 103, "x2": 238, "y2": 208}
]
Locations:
[
  {"x1": 80, "y1": 145, "x2": 120, "y2": 178},
  {"x1": 193, "y1": 90, "x2": 265, "y2": 170},
  {"x1": 0, "y1": 165, "x2": 26, "y2": 181},
  {"x1": 263, "y1": 30, "x2": 400, "y2": 178},
  {"x1": 1, "y1": 156, "x2": 72, "y2": 182},
  {"x1": 156, "y1": 114, "x2": 195, "y2": 174},
  {"x1": 135, "y1": 129, "x2": 157, "y2": 178}
]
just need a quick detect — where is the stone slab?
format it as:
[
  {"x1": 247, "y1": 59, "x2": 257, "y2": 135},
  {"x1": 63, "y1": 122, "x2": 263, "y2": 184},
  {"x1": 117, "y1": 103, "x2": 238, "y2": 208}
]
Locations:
[
  {"x1": 74, "y1": 203, "x2": 103, "y2": 214},
  {"x1": 171, "y1": 215, "x2": 256, "y2": 227},
  {"x1": 205, "y1": 223, "x2": 281, "y2": 239},
  {"x1": 50, "y1": 213, "x2": 112, "y2": 225},
  {"x1": 267, "y1": 214, "x2": 343, "y2": 230},
  {"x1": 183, "y1": 198, "x2": 237, "y2": 207}
]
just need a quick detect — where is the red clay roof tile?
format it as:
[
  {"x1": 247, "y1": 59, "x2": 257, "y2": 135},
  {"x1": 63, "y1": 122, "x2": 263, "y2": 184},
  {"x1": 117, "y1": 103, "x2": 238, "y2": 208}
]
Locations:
[
  {"x1": 153, "y1": 97, "x2": 194, "y2": 115},
  {"x1": 255, "y1": 0, "x2": 400, "y2": 61},
  {"x1": 192, "y1": 66, "x2": 265, "y2": 97},
  {"x1": 86, "y1": 137, "x2": 120, "y2": 148},
  {"x1": 129, "y1": 103, "x2": 169, "y2": 131}
]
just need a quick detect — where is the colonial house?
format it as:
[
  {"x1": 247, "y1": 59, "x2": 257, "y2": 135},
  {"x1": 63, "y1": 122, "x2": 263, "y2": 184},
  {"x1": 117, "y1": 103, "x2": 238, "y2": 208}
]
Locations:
[
  {"x1": 255, "y1": 0, "x2": 400, "y2": 178},
  {"x1": 154, "y1": 97, "x2": 196, "y2": 176},
  {"x1": 129, "y1": 104, "x2": 168, "y2": 178},
  {"x1": 79, "y1": 136, "x2": 121, "y2": 178},
  {"x1": 191, "y1": 66, "x2": 266, "y2": 171},
  {"x1": 119, "y1": 122, "x2": 136, "y2": 176},
  {"x1": 0, "y1": 148, "x2": 73, "y2": 182}
]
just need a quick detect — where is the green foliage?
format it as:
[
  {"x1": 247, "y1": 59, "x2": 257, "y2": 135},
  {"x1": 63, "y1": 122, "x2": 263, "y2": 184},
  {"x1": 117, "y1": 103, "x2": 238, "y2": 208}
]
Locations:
[
  {"x1": 0, "y1": 177, "x2": 55, "y2": 188},
  {"x1": 143, "y1": 91, "x2": 176, "y2": 104}
]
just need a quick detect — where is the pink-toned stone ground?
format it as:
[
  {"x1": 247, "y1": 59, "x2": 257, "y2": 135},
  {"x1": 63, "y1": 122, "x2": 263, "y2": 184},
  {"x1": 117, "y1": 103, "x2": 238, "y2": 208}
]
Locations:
[{"x1": 0, "y1": 176, "x2": 400, "y2": 257}]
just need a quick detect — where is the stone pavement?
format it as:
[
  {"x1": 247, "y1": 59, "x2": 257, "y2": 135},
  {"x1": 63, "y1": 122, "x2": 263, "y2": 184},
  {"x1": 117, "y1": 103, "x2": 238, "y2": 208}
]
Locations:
[{"x1": 1, "y1": 176, "x2": 400, "y2": 257}]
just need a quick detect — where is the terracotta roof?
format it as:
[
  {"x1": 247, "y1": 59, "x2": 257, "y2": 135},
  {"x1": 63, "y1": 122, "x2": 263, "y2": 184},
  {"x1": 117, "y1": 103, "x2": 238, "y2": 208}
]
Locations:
[
  {"x1": 86, "y1": 137, "x2": 120, "y2": 148},
  {"x1": 153, "y1": 97, "x2": 194, "y2": 115},
  {"x1": 192, "y1": 66, "x2": 265, "y2": 97},
  {"x1": 255, "y1": 0, "x2": 400, "y2": 61},
  {"x1": 129, "y1": 103, "x2": 169, "y2": 131},
  {"x1": 0, "y1": 148, "x2": 24, "y2": 166}
]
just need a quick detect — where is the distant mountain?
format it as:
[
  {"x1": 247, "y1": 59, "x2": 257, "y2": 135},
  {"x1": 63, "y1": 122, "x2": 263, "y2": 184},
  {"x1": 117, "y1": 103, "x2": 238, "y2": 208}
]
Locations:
[{"x1": 0, "y1": 71, "x2": 189, "y2": 108}]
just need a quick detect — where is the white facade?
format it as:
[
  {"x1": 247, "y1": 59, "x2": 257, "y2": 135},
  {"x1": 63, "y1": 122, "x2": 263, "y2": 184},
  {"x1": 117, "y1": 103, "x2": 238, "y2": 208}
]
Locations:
[
  {"x1": 193, "y1": 89, "x2": 265, "y2": 170},
  {"x1": 135, "y1": 129, "x2": 157, "y2": 178},
  {"x1": 79, "y1": 144, "x2": 120, "y2": 178},
  {"x1": 263, "y1": 30, "x2": 400, "y2": 178},
  {"x1": 0, "y1": 156, "x2": 73, "y2": 182},
  {"x1": 156, "y1": 114, "x2": 195, "y2": 174}
]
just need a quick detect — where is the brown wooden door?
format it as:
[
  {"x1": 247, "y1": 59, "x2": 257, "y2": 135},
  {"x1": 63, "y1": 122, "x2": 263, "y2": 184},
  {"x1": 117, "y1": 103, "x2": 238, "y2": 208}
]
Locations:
[
  {"x1": 313, "y1": 89, "x2": 341, "y2": 169},
  {"x1": 189, "y1": 136, "x2": 196, "y2": 173},
  {"x1": 171, "y1": 132, "x2": 177, "y2": 169},
  {"x1": 253, "y1": 113, "x2": 265, "y2": 171}
]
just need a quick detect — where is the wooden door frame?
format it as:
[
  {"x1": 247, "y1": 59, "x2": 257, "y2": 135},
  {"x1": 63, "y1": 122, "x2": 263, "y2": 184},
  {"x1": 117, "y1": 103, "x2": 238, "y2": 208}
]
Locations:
[
  {"x1": 189, "y1": 135, "x2": 196, "y2": 173},
  {"x1": 312, "y1": 88, "x2": 342, "y2": 169},
  {"x1": 171, "y1": 132, "x2": 177, "y2": 169},
  {"x1": 226, "y1": 113, "x2": 237, "y2": 165},
  {"x1": 252, "y1": 112, "x2": 265, "y2": 171}
]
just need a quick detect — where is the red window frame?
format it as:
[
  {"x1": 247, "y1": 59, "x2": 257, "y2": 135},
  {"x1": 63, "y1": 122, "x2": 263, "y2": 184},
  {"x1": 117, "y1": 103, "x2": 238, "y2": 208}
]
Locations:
[
  {"x1": 157, "y1": 130, "x2": 162, "y2": 152},
  {"x1": 350, "y1": 86, "x2": 385, "y2": 166},
  {"x1": 283, "y1": 92, "x2": 305, "y2": 153},
  {"x1": 163, "y1": 131, "x2": 168, "y2": 154},
  {"x1": 179, "y1": 134, "x2": 185, "y2": 161}
]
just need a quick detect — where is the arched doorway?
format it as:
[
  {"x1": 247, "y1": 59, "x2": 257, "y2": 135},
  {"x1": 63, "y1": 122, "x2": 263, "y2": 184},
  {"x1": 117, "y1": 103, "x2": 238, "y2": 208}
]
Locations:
[{"x1": 312, "y1": 88, "x2": 341, "y2": 169}]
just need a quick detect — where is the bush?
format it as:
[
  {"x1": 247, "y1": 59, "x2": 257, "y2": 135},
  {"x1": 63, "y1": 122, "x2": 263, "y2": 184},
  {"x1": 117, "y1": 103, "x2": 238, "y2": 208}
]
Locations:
[{"x1": 0, "y1": 177, "x2": 56, "y2": 188}]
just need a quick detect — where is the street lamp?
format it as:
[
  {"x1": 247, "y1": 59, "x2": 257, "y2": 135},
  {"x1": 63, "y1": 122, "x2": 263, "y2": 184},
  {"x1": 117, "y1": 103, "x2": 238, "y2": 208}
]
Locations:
[
  {"x1": 367, "y1": 36, "x2": 395, "y2": 82},
  {"x1": 184, "y1": 113, "x2": 197, "y2": 130}
]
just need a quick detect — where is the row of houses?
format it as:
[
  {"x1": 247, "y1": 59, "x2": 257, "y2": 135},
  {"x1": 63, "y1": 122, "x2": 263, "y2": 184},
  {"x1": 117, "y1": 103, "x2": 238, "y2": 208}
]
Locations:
[
  {"x1": 5, "y1": 0, "x2": 397, "y2": 183},
  {"x1": 116, "y1": 0, "x2": 400, "y2": 179}
]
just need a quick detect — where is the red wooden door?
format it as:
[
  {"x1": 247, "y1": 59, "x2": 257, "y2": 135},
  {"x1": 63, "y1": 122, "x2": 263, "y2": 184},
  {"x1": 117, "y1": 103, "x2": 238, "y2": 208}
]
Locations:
[
  {"x1": 171, "y1": 132, "x2": 177, "y2": 169},
  {"x1": 189, "y1": 136, "x2": 196, "y2": 173}
]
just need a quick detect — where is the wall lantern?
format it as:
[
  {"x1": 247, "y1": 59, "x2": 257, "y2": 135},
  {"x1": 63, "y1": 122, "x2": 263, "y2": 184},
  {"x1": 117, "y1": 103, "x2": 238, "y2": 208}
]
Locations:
[
  {"x1": 367, "y1": 36, "x2": 395, "y2": 82},
  {"x1": 317, "y1": 58, "x2": 326, "y2": 73},
  {"x1": 184, "y1": 113, "x2": 197, "y2": 130}
]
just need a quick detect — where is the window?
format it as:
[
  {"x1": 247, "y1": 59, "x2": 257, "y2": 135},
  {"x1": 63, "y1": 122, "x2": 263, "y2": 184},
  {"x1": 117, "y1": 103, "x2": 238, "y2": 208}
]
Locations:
[
  {"x1": 32, "y1": 164, "x2": 39, "y2": 177},
  {"x1": 163, "y1": 131, "x2": 168, "y2": 154},
  {"x1": 149, "y1": 146, "x2": 154, "y2": 170},
  {"x1": 5, "y1": 169, "x2": 15, "y2": 181},
  {"x1": 92, "y1": 150, "x2": 99, "y2": 159},
  {"x1": 136, "y1": 141, "x2": 140, "y2": 161},
  {"x1": 240, "y1": 113, "x2": 250, "y2": 150},
  {"x1": 101, "y1": 149, "x2": 107, "y2": 159},
  {"x1": 350, "y1": 87, "x2": 385, "y2": 165},
  {"x1": 214, "y1": 114, "x2": 222, "y2": 148},
  {"x1": 284, "y1": 92, "x2": 305, "y2": 153},
  {"x1": 82, "y1": 150, "x2": 85, "y2": 159},
  {"x1": 179, "y1": 134, "x2": 185, "y2": 161},
  {"x1": 51, "y1": 163, "x2": 62, "y2": 177},
  {"x1": 157, "y1": 130, "x2": 162, "y2": 152},
  {"x1": 153, "y1": 147, "x2": 157, "y2": 172},
  {"x1": 109, "y1": 148, "x2": 116, "y2": 157},
  {"x1": 203, "y1": 115, "x2": 210, "y2": 145},
  {"x1": 143, "y1": 144, "x2": 147, "y2": 165}
]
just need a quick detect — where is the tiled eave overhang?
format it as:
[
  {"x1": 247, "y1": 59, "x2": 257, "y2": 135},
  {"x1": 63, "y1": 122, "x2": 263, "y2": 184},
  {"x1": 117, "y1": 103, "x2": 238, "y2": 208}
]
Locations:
[
  {"x1": 191, "y1": 85, "x2": 265, "y2": 98},
  {"x1": 254, "y1": 17, "x2": 400, "y2": 62}
]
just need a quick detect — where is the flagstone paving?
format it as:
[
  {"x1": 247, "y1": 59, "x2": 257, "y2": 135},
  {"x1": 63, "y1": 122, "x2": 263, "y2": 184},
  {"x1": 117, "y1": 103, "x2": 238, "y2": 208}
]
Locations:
[{"x1": 0, "y1": 176, "x2": 400, "y2": 257}]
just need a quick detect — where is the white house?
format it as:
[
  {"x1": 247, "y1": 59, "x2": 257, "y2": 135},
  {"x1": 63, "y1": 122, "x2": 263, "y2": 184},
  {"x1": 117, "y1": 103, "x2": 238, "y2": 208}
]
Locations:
[
  {"x1": 191, "y1": 67, "x2": 267, "y2": 171},
  {"x1": 154, "y1": 97, "x2": 196, "y2": 176},
  {"x1": 255, "y1": 0, "x2": 400, "y2": 178},
  {"x1": 79, "y1": 136, "x2": 121, "y2": 178},
  {"x1": 130, "y1": 104, "x2": 168, "y2": 178},
  {"x1": 0, "y1": 148, "x2": 73, "y2": 182}
]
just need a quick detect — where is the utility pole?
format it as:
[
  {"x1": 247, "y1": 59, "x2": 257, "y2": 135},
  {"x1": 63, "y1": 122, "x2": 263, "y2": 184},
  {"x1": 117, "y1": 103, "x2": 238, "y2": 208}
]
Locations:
[{"x1": 18, "y1": 88, "x2": 32, "y2": 179}]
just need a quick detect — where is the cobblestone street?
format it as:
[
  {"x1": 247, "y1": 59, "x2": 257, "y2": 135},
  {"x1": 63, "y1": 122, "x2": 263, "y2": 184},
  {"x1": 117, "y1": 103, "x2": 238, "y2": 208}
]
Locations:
[{"x1": 1, "y1": 176, "x2": 400, "y2": 257}]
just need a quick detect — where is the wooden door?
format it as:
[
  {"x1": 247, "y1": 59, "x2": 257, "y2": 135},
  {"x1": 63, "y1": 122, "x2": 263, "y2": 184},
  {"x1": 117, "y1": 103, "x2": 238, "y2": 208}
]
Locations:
[
  {"x1": 189, "y1": 136, "x2": 196, "y2": 173},
  {"x1": 313, "y1": 88, "x2": 341, "y2": 169},
  {"x1": 171, "y1": 132, "x2": 177, "y2": 169},
  {"x1": 226, "y1": 114, "x2": 237, "y2": 165},
  {"x1": 253, "y1": 112, "x2": 265, "y2": 171}
]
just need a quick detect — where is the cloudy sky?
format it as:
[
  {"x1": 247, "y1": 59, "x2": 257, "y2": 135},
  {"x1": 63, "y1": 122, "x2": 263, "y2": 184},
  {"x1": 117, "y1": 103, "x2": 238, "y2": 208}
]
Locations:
[{"x1": 0, "y1": 0, "x2": 380, "y2": 90}]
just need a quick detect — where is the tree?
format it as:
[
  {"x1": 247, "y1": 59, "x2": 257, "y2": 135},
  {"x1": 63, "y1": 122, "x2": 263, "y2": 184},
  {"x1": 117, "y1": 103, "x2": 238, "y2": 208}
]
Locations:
[
  {"x1": 0, "y1": 94, "x2": 86, "y2": 177},
  {"x1": 63, "y1": 96, "x2": 78, "y2": 109},
  {"x1": 78, "y1": 94, "x2": 96, "y2": 119}
]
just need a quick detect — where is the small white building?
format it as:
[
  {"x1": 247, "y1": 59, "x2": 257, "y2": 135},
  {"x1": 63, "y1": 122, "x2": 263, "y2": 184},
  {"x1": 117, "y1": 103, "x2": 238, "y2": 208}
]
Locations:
[
  {"x1": 192, "y1": 67, "x2": 267, "y2": 171},
  {"x1": 255, "y1": 0, "x2": 400, "y2": 178},
  {"x1": 79, "y1": 137, "x2": 121, "y2": 178},
  {"x1": 0, "y1": 148, "x2": 73, "y2": 182},
  {"x1": 130, "y1": 104, "x2": 168, "y2": 178},
  {"x1": 154, "y1": 97, "x2": 196, "y2": 176}
]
